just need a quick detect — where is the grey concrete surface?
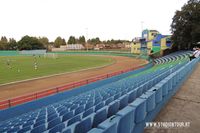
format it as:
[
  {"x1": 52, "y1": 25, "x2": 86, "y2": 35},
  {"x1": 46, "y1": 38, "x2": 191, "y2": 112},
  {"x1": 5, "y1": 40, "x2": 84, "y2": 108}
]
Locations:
[{"x1": 144, "y1": 63, "x2": 200, "y2": 133}]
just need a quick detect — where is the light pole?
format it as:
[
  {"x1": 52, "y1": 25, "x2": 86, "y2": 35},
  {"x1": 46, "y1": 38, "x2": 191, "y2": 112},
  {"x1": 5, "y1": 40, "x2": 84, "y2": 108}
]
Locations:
[
  {"x1": 141, "y1": 21, "x2": 144, "y2": 33},
  {"x1": 85, "y1": 28, "x2": 88, "y2": 51}
]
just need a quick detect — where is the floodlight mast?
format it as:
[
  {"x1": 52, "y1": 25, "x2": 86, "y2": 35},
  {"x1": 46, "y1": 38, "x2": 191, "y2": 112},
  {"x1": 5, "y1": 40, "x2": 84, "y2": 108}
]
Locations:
[
  {"x1": 141, "y1": 21, "x2": 144, "y2": 33},
  {"x1": 85, "y1": 27, "x2": 88, "y2": 51}
]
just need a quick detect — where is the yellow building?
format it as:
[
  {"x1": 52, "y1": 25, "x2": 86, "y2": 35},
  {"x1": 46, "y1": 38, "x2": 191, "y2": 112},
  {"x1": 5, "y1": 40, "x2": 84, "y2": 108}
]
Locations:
[
  {"x1": 147, "y1": 41, "x2": 153, "y2": 52},
  {"x1": 142, "y1": 29, "x2": 159, "y2": 41},
  {"x1": 161, "y1": 36, "x2": 172, "y2": 50},
  {"x1": 131, "y1": 29, "x2": 172, "y2": 54},
  {"x1": 131, "y1": 42, "x2": 141, "y2": 54}
]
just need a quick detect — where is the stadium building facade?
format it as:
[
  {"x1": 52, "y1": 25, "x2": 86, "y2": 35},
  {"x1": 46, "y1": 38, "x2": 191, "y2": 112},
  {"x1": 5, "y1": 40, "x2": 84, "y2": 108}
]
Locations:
[{"x1": 131, "y1": 29, "x2": 173, "y2": 54}]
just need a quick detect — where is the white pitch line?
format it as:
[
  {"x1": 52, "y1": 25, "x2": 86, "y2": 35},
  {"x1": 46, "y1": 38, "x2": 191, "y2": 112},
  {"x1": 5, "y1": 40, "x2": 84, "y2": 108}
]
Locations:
[{"x1": 0, "y1": 59, "x2": 116, "y2": 87}]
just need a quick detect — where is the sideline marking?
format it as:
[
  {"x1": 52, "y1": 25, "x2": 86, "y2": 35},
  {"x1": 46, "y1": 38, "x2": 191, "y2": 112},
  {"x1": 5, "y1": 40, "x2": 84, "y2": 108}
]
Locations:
[{"x1": 0, "y1": 58, "x2": 116, "y2": 87}]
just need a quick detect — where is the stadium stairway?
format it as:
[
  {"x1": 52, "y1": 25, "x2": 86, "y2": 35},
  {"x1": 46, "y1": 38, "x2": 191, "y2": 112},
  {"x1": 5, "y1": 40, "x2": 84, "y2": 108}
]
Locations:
[{"x1": 0, "y1": 51, "x2": 198, "y2": 133}]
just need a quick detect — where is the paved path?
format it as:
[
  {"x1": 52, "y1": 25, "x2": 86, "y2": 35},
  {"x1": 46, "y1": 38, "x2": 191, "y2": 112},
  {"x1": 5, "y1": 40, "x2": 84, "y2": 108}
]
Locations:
[{"x1": 145, "y1": 63, "x2": 200, "y2": 133}]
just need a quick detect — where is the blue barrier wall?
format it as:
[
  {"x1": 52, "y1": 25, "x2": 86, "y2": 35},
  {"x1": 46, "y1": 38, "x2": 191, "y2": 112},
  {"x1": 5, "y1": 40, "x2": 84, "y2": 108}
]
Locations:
[
  {"x1": 0, "y1": 63, "x2": 153, "y2": 122},
  {"x1": 88, "y1": 58, "x2": 199, "y2": 133}
]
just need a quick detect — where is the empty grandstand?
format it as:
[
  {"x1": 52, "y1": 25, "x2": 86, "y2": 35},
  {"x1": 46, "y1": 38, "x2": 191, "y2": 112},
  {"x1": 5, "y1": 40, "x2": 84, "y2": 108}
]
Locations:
[{"x1": 0, "y1": 51, "x2": 199, "y2": 133}]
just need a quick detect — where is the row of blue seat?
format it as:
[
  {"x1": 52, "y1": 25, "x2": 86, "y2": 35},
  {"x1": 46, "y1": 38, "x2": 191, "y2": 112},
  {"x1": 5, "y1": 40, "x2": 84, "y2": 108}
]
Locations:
[
  {"x1": 88, "y1": 58, "x2": 199, "y2": 133},
  {"x1": 0, "y1": 51, "x2": 195, "y2": 133},
  {"x1": 154, "y1": 51, "x2": 191, "y2": 64},
  {"x1": 0, "y1": 67, "x2": 175, "y2": 132}
]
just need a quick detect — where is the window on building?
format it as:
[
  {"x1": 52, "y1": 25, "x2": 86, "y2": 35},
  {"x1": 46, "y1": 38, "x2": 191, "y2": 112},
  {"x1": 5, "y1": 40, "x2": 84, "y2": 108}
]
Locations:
[
  {"x1": 151, "y1": 33, "x2": 157, "y2": 37},
  {"x1": 166, "y1": 38, "x2": 171, "y2": 43}
]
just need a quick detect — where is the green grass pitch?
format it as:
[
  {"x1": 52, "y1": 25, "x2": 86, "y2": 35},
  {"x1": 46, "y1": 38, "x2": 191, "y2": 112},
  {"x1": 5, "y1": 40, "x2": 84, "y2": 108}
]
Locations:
[{"x1": 0, "y1": 55, "x2": 114, "y2": 84}]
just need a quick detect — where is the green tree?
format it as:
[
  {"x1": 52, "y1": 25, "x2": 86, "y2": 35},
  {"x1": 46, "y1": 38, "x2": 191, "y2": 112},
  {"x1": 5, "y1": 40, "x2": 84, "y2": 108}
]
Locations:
[
  {"x1": 54, "y1": 36, "x2": 66, "y2": 48},
  {"x1": 7, "y1": 38, "x2": 18, "y2": 50},
  {"x1": 18, "y1": 35, "x2": 45, "y2": 50},
  {"x1": 0, "y1": 36, "x2": 8, "y2": 50},
  {"x1": 38, "y1": 37, "x2": 49, "y2": 48},
  {"x1": 171, "y1": 0, "x2": 200, "y2": 50},
  {"x1": 62, "y1": 39, "x2": 66, "y2": 45},
  {"x1": 67, "y1": 36, "x2": 76, "y2": 44},
  {"x1": 88, "y1": 37, "x2": 101, "y2": 45},
  {"x1": 78, "y1": 36, "x2": 86, "y2": 45}
]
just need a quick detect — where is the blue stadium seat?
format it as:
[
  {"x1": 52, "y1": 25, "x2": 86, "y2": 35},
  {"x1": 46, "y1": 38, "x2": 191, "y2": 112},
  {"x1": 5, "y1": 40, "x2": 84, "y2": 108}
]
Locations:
[
  {"x1": 18, "y1": 125, "x2": 32, "y2": 133},
  {"x1": 62, "y1": 111, "x2": 74, "y2": 122},
  {"x1": 94, "y1": 97, "x2": 102, "y2": 105},
  {"x1": 48, "y1": 123, "x2": 65, "y2": 133},
  {"x1": 59, "y1": 109, "x2": 68, "y2": 116},
  {"x1": 116, "y1": 106, "x2": 136, "y2": 133},
  {"x1": 121, "y1": 89, "x2": 127, "y2": 95},
  {"x1": 34, "y1": 119, "x2": 46, "y2": 128},
  {"x1": 87, "y1": 128, "x2": 104, "y2": 133},
  {"x1": 140, "y1": 91, "x2": 156, "y2": 112},
  {"x1": 114, "y1": 93, "x2": 121, "y2": 100},
  {"x1": 85, "y1": 101, "x2": 94, "y2": 110},
  {"x1": 62, "y1": 122, "x2": 79, "y2": 133},
  {"x1": 7, "y1": 126, "x2": 21, "y2": 133},
  {"x1": 105, "y1": 97, "x2": 114, "y2": 105},
  {"x1": 165, "y1": 77, "x2": 173, "y2": 91},
  {"x1": 95, "y1": 102, "x2": 105, "y2": 112},
  {"x1": 93, "y1": 106, "x2": 108, "y2": 128},
  {"x1": 98, "y1": 116, "x2": 119, "y2": 133},
  {"x1": 158, "y1": 80, "x2": 168, "y2": 97},
  {"x1": 149, "y1": 86, "x2": 162, "y2": 104},
  {"x1": 107, "y1": 100, "x2": 120, "y2": 118},
  {"x1": 74, "y1": 105, "x2": 85, "y2": 115},
  {"x1": 82, "y1": 107, "x2": 94, "y2": 118},
  {"x1": 135, "y1": 86, "x2": 143, "y2": 97},
  {"x1": 36, "y1": 116, "x2": 46, "y2": 123},
  {"x1": 23, "y1": 121, "x2": 34, "y2": 128},
  {"x1": 48, "y1": 113, "x2": 58, "y2": 122},
  {"x1": 69, "y1": 104, "x2": 79, "y2": 111},
  {"x1": 47, "y1": 117, "x2": 61, "y2": 129},
  {"x1": 118, "y1": 95, "x2": 129, "y2": 110},
  {"x1": 31, "y1": 124, "x2": 46, "y2": 133},
  {"x1": 74, "y1": 116, "x2": 92, "y2": 133},
  {"x1": 67, "y1": 114, "x2": 81, "y2": 126},
  {"x1": 129, "y1": 98, "x2": 146, "y2": 123},
  {"x1": 127, "y1": 90, "x2": 137, "y2": 103}
]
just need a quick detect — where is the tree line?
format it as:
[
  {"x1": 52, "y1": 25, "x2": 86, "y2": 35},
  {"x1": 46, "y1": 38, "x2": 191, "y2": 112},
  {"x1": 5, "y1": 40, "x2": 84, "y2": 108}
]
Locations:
[
  {"x1": 171, "y1": 0, "x2": 200, "y2": 50},
  {"x1": 0, "y1": 36, "x2": 86, "y2": 50},
  {"x1": 0, "y1": 35, "x2": 130, "y2": 50}
]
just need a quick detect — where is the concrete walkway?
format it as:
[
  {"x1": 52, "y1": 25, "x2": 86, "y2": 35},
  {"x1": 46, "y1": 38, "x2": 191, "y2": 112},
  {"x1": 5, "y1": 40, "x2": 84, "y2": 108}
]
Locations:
[{"x1": 145, "y1": 63, "x2": 200, "y2": 133}]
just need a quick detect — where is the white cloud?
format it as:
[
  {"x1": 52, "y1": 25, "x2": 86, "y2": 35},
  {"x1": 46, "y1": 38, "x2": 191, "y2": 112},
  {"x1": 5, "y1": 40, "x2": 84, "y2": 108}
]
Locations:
[{"x1": 0, "y1": 0, "x2": 188, "y2": 41}]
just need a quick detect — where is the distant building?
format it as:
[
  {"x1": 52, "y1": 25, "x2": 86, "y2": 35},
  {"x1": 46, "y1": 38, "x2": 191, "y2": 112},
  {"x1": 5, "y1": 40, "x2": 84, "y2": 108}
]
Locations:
[
  {"x1": 51, "y1": 45, "x2": 67, "y2": 52},
  {"x1": 66, "y1": 44, "x2": 85, "y2": 50},
  {"x1": 51, "y1": 44, "x2": 85, "y2": 51},
  {"x1": 131, "y1": 29, "x2": 173, "y2": 54},
  {"x1": 94, "y1": 44, "x2": 105, "y2": 50},
  {"x1": 124, "y1": 42, "x2": 131, "y2": 48}
]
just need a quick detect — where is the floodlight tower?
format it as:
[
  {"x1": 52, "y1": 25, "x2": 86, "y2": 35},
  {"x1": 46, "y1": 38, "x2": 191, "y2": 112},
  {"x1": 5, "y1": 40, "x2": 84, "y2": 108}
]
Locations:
[
  {"x1": 140, "y1": 21, "x2": 148, "y2": 57},
  {"x1": 85, "y1": 27, "x2": 88, "y2": 51}
]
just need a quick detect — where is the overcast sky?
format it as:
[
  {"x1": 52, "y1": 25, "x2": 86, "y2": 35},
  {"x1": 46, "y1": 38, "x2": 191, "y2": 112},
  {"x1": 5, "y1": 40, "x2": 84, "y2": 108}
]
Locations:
[{"x1": 0, "y1": 0, "x2": 188, "y2": 41}]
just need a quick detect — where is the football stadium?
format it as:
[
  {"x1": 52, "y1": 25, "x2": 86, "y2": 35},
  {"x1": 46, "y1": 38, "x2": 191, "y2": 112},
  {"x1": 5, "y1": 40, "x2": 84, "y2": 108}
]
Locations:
[
  {"x1": 0, "y1": 48, "x2": 199, "y2": 133},
  {"x1": 0, "y1": 0, "x2": 200, "y2": 133}
]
